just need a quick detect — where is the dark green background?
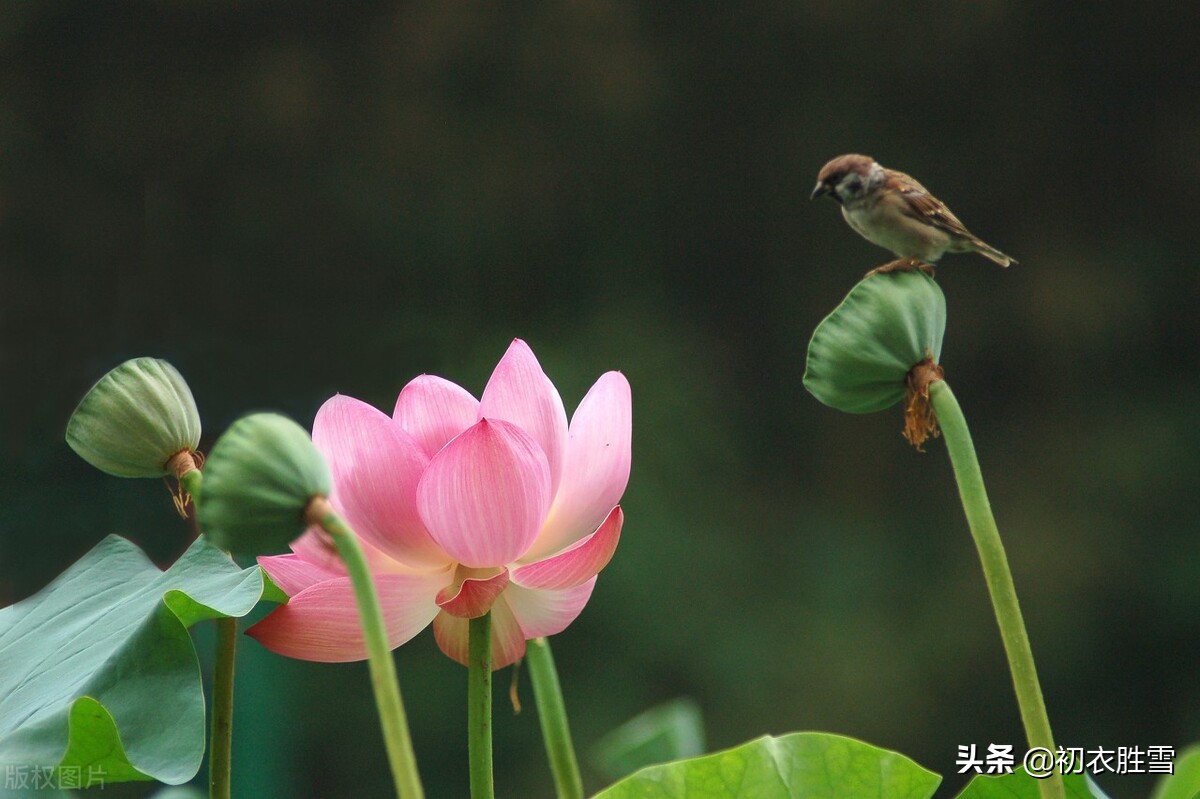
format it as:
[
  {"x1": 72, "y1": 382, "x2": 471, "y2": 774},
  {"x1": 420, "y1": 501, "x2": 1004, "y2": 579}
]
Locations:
[{"x1": 3, "y1": 3, "x2": 1198, "y2": 797}]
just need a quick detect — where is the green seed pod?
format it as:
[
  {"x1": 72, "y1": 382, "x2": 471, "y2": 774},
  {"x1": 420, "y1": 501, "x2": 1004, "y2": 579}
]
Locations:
[
  {"x1": 66, "y1": 358, "x2": 202, "y2": 478},
  {"x1": 199, "y1": 413, "x2": 332, "y2": 555},
  {"x1": 803, "y1": 271, "x2": 946, "y2": 414}
]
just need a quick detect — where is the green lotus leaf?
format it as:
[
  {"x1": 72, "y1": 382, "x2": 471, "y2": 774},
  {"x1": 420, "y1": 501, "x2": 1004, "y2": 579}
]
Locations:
[
  {"x1": 956, "y1": 768, "x2": 1109, "y2": 797},
  {"x1": 66, "y1": 358, "x2": 202, "y2": 478},
  {"x1": 198, "y1": 412, "x2": 331, "y2": 556},
  {"x1": 592, "y1": 731, "x2": 941, "y2": 799},
  {"x1": 1150, "y1": 743, "x2": 1200, "y2": 799},
  {"x1": 592, "y1": 699, "x2": 706, "y2": 781},
  {"x1": 0, "y1": 535, "x2": 268, "y2": 785},
  {"x1": 804, "y1": 271, "x2": 946, "y2": 414},
  {"x1": 149, "y1": 788, "x2": 208, "y2": 799}
]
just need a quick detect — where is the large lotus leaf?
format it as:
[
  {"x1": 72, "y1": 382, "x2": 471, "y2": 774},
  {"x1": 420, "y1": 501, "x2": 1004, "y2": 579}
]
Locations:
[
  {"x1": 0, "y1": 535, "x2": 269, "y2": 785},
  {"x1": 1151, "y1": 744, "x2": 1200, "y2": 799},
  {"x1": 804, "y1": 270, "x2": 946, "y2": 414},
  {"x1": 956, "y1": 768, "x2": 1109, "y2": 798},
  {"x1": 592, "y1": 732, "x2": 941, "y2": 799},
  {"x1": 148, "y1": 788, "x2": 207, "y2": 799}
]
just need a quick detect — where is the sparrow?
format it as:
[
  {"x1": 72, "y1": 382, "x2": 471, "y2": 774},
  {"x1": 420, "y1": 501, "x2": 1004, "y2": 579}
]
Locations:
[{"x1": 811, "y1": 153, "x2": 1015, "y2": 268}]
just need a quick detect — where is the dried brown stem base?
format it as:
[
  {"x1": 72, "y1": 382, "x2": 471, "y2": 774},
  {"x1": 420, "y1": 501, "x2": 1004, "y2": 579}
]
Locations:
[
  {"x1": 302, "y1": 494, "x2": 336, "y2": 527},
  {"x1": 300, "y1": 495, "x2": 343, "y2": 561},
  {"x1": 165, "y1": 449, "x2": 204, "y2": 518},
  {"x1": 903, "y1": 357, "x2": 945, "y2": 451}
]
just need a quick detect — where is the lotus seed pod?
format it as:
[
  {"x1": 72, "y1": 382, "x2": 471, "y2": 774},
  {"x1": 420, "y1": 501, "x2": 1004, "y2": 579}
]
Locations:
[
  {"x1": 66, "y1": 358, "x2": 202, "y2": 478},
  {"x1": 199, "y1": 413, "x2": 331, "y2": 555},
  {"x1": 803, "y1": 271, "x2": 946, "y2": 414}
]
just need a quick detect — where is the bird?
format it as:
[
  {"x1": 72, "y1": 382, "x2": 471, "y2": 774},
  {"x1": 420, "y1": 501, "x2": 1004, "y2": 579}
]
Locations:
[{"x1": 811, "y1": 153, "x2": 1015, "y2": 270}]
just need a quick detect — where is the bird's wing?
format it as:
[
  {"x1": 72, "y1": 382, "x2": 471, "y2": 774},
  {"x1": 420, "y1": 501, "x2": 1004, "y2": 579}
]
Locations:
[{"x1": 883, "y1": 168, "x2": 976, "y2": 240}]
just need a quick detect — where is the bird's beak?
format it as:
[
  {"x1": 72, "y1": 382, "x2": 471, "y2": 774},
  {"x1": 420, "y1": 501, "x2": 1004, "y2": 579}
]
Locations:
[{"x1": 810, "y1": 182, "x2": 830, "y2": 200}]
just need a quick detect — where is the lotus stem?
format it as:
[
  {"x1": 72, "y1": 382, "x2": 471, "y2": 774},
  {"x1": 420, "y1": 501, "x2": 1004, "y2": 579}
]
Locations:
[
  {"x1": 469, "y1": 612, "x2": 494, "y2": 799},
  {"x1": 527, "y1": 637, "x2": 584, "y2": 799},
  {"x1": 311, "y1": 498, "x2": 425, "y2": 799},
  {"x1": 929, "y1": 380, "x2": 1063, "y2": 799}
]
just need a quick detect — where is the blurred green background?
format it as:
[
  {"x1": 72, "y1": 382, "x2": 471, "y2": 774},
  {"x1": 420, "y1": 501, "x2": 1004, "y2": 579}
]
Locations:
[{"x1": 2, "y1": 2, "x2": 1199, "y2": 797}]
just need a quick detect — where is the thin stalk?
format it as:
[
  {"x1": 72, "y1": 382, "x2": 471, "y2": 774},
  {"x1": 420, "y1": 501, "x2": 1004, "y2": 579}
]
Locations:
[
  {"x1": 527, "y1": 637, "x2": 584, "y2": 799},
  {"x1": 180, "y1": 467, "x2": 203, "y2": 504},
  {"x1": 311, "y1": 499, "x2": 425, "y2": 799},
  {"x1": 176, "y1": 466, "x2": 233, "y2": 799},
  {"x1": 929, "y1": 380, "x2": 1064, "y2": 799},
  {"x1": 468, "y1": 612, "x2": 494, "y2": 799},
  {"x1": 209, "y1": 616, "x2": 236, "y2": 799}
]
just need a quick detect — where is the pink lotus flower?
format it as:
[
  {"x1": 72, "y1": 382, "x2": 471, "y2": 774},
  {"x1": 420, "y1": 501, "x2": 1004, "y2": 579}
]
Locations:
[{"x1": 248, "y1": 340, "x2": 631, "y2": 669}]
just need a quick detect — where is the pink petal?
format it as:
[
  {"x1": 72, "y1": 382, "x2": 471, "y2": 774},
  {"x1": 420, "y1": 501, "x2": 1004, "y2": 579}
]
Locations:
[
  {"x1": 478, "y1": 339, "x2": 568, "y2": 497},
  {"x1": 431, "y1": 614, "x2": 469, "y2": 666},
  {"x1": 501, "y1": 578, "x2": 597, "y2": 639},
  {"x1": 289, "y1": 527, "x2": 400, "y2": 575},
  {"x1": 246, "y1": 572, "x2": 444, "y2": 663},
  {"x1": 490, "y1": 595, "x2": 528, "y2": 668},
  {"x1": 436, "y1": 568, "x2": 510, "y2": 618},
  {"x1": 511, "y1": 506, "x2": 622, "y2": 590},
  {"x1": 313, "y1": 395, "x2": 448, "y2": 569},
  {"x1": 287, "y1": 528, "x2": 345, "y2": 572},
  {"x1": 417, "y1": 419, "x2": 551, "y2": 568},
  {"x1": 393, "y1": 375, "x2": 480, "y2": 458},
  {"x1": 525, "y1": 372, "x2": 631, "y2": 560},
  {"x1": 432, "y1": 597, "x2": 527, "y2": 669},
  {"x1": 257, "y1": 552, "x2": 343, "y2": 596}
]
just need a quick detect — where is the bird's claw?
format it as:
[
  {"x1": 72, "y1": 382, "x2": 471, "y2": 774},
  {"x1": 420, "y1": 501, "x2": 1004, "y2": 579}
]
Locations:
[{"x1": 864, "y1": 258, "x2": 936, "y2": 279}]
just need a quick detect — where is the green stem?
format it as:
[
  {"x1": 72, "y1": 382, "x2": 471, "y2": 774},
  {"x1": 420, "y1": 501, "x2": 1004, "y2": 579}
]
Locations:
[
  {"x1": 317, "y1": 503, "x2": 425, "y2": 799},
  {"x1": 179, "y1": 466, "x2": 233, "y2": 799},
  {"x1": 930, "y1": 381, "x2": 1063, "y2": 799},
  {"x1": 209, "y1": 616, "x2": 236, "y2": 799},
  {"x1": 527, "y1": 637, "x2": 584, "y2": 799},
  {"x1": 180, "y1": 467, "x2": 203, "y2": 504},
  {"x1": 468, "y1": 612, "x2": 494, "y2": 799}
]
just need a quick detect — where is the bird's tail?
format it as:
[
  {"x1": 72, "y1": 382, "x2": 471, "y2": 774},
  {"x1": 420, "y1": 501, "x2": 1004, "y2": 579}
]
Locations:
[{"x1": 972, "y1": 239, "x2": 1016, "y2": 267}]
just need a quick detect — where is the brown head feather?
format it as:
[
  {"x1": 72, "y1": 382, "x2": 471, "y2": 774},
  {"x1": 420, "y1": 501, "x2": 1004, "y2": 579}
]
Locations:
[{"x1": 816, "y1": 153, "x2": 875, "y2": 184}]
